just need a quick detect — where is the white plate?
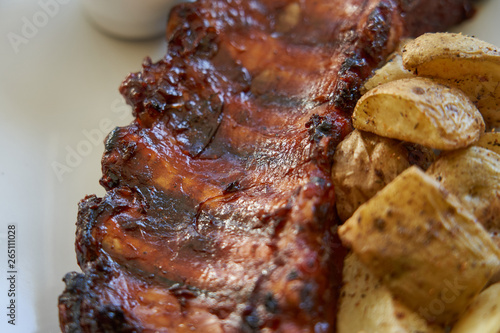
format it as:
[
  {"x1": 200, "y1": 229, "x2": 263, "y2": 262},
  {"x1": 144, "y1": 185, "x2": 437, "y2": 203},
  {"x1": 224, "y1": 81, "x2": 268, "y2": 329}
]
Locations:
[{"x1": 0, "y1": 1, "x2": 498, "y2": 332}]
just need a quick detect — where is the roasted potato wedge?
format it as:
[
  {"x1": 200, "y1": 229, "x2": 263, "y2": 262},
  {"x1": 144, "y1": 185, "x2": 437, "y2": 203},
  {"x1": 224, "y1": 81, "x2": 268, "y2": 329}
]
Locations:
[
  {"x1": 338, "y1": 166, "x2": 500, "y2": 324},
  {"x1": 362, "y1": 49, "x2": 414, "y2": 93},
  {"x1": 332, "y1": 130, "x2": 434, "y2": 221},
  {"x1": 474, "y1": 132, "x2": 500, "y2": 155},
  {"x1": 353, "y1": 77, "x2": 485, "y2": 150},
  {"x1": 402, "y1": 33, "x2": 500, "y2": 129},
  {"x1": 450, "y1": 282, "x2": 500, "y2": 333},
  {"x1": 427, "y1": 146, "x2": 500, "y2": 248},
  {"x1": 338, "y1": 253, "x2": 444, "y2": 333}
]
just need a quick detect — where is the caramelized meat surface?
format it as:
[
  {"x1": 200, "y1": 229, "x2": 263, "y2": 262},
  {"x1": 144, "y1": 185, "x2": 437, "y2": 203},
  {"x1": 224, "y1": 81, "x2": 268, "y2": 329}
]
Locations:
[{"x1": 59, "y1": 0, "x2": 473, "y2": 332}]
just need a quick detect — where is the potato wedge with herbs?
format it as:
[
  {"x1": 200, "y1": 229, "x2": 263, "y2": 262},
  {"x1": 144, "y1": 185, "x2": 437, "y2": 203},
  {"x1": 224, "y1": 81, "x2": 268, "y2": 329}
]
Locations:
[
  {"x1": 353, "y1": 77, "x2": 485, "y2": 150},
  {"x1": 338, "y1": 166, "x2": 500, "y2": 324},
  {"x1": 332, "y1": 130, "x2": 434, "y2": 221},
  {"x1": 427, "y1": 146, "x2": 500, "y2": 248},
  {"x1": 402, "y1": 33, "x2": 500, "y2": 129},
  {"x1": 450, "y1": 282, "x2": 500, "y2": 333},
  {"x1": 362, "y1": 43, "x2": 415, "y2": 93},
  {"x1": 474, "y1": 132, "x2": 500, "y2": 155},
  {"x1": 338, "y1": 253, "x2": 444, "y2": 333}
]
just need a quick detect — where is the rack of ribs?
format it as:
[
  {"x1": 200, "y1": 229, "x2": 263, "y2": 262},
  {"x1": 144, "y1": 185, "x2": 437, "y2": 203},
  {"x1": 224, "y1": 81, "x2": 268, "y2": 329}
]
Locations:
[{"x1": 58, "y1": 0, "x2": 474, "y2": 332}]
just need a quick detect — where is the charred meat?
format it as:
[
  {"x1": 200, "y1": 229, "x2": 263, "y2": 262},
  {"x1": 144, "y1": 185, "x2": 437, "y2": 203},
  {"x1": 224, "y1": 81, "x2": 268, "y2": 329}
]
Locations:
[{"x1": 59, "y1": 0, "x2": 474, "y2": 332}]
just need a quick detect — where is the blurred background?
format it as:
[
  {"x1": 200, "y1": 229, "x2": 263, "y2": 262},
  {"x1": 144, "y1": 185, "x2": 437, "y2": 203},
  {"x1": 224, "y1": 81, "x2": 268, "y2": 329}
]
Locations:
[{"x1": 0, "y1": 0, "x2": 499, "y2": 332}]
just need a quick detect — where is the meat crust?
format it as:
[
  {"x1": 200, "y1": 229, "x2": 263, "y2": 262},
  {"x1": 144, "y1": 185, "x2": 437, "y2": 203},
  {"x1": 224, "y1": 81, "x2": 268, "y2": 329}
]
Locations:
[{"x1": 59, "y1": 0, "x2": 474, "y2": 332}]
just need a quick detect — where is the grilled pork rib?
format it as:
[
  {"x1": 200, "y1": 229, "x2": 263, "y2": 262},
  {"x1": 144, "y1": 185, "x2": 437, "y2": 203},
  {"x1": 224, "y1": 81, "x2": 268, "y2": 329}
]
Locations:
[{"x1": 59, "y1": 0, "x2": 473, "y2": 332}]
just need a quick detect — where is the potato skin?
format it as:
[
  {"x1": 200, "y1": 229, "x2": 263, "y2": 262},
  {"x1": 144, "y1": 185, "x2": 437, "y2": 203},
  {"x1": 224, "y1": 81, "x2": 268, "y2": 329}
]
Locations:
[
  {"x1": 332, "y1": 130, "x2": 434, "y2": 221},
  {"x1": 339, "y1": 166, "x2": 500, "y2": 324},
  {"x1": 338, "y1": 253, "x2": 444, "y2": 333},
  {"x1": 402, "y1": 33, "x2": 500, "y2": 67},
  {"x1": 427, "y1": 146, "x2": 500, "y2": 248},
  {"x1": 450, "y1": 283, "x2": 500, "y2": 333},
  {"x1": 402, "y1": 33, "x2": 500, "y2": 129},
  {"x1": 353, "y1": 77, "x2": 485, "y2": 150},
  {"x1": 362, "y1": 39, "x2": 415, "y2": 94},
  {"x1": 474, "y1": 132, "x2": 500, "y2": 156},
  {"x1": 336, "y1": 32, "x2": 500, "y2": 331}
]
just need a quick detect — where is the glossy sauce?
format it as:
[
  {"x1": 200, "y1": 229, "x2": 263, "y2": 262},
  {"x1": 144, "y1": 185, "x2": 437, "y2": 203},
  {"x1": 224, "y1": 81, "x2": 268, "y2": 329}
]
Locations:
[{"x1": 59, "y1": 0, "x2": 475, "y2": 332}]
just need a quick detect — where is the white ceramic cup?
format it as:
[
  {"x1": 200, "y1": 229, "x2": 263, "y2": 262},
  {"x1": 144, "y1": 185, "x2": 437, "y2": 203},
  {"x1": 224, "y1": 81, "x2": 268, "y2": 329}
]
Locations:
[{"x1": 82, "y1": 0, "x2": 189, "y2": 40}]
